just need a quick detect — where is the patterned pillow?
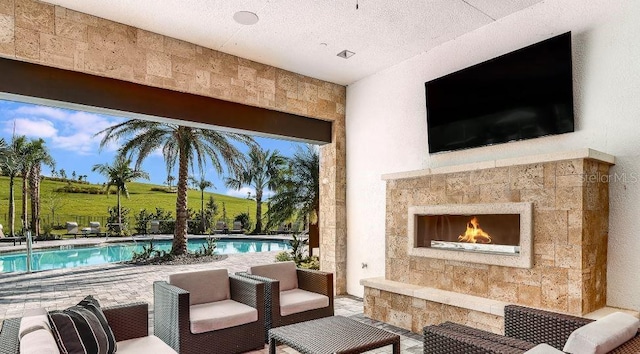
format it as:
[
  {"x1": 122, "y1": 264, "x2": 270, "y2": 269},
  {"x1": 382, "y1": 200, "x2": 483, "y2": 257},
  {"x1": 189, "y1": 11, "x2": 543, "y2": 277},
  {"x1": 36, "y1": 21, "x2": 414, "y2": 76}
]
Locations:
[{"x1": 48, "y1": 295, "x2": 117, "y2": 354}]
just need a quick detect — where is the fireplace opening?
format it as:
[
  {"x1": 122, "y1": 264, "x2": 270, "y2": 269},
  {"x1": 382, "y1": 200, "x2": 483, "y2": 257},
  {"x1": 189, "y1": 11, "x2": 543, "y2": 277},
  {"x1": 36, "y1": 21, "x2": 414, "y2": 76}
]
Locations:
[{"x1": 416, "y1": 214, "x2": 521, "y2": 255}]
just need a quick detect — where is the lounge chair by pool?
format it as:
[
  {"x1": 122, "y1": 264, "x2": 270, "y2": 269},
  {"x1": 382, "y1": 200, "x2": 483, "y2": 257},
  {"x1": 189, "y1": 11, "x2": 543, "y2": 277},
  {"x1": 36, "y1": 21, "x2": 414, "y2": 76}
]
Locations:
[{"x1": 0, "y1": 224, "x2": 28, "y2": 246}]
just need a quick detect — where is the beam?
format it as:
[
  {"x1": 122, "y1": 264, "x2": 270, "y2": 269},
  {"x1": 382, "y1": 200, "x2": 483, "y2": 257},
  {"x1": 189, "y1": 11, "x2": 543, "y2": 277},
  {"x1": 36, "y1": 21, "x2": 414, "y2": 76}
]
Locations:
[{"x1": 0, "y1": 57, "x2": 332, "y2": 144}]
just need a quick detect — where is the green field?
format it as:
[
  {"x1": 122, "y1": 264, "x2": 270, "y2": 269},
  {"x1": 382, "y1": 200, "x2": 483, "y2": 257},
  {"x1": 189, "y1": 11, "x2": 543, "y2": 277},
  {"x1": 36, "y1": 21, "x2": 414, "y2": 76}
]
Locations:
[{"x1": 0, "y1": 176, "x2": 259, "y2": 232}]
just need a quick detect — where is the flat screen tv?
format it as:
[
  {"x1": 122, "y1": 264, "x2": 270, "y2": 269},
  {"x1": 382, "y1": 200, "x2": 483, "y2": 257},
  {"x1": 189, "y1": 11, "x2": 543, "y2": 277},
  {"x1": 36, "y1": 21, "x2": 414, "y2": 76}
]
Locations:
[{"x1": 425, "y1": 32, "x2": 574, "y2": 154}]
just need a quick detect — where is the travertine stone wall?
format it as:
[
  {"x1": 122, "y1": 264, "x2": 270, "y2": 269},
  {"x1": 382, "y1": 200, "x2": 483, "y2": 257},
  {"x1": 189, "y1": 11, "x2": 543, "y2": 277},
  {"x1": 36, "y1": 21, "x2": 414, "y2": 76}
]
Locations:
[
  {"x1": 379, "y1": 158, "x2": 610, "y2": 324},
  {"x1": 0, "y1": 0, "x2": 347, "y2": 291},
  {"x1": 364, "y1": 287, "x2": 503, "y2": 334},
  {"x1": 320, "y1": 121, "x2": 347, "y2": 294},
  {"x1": 0, "y1": 0, "x2": 345, "y2": 120}
]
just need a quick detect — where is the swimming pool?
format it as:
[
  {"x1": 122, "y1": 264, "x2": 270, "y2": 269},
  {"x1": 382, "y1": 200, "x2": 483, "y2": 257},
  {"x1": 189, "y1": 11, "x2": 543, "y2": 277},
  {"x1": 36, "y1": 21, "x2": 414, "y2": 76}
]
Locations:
[{"x1": 0, "y1": 238, "x2": 291, "y2": 273}]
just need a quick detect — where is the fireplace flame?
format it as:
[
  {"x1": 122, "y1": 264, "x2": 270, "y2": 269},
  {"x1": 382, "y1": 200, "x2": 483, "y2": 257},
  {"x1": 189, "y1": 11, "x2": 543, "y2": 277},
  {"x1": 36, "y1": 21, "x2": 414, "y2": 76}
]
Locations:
[{"x1": 458, "y1": 216, "x2": 492, "y2": 244}]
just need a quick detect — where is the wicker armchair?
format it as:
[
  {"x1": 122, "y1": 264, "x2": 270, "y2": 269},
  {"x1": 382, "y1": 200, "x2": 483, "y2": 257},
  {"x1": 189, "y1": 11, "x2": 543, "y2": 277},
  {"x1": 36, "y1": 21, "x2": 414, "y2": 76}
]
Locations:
[
  {"x1": 0, "y1": 302, "x2": 165, "y2": 354},
  {"x1": 153, "y1": 272, "x2": 265, "y2": 354},
  {"x1": 423, "y1": 305, "x2": 640, "y2": 353},
  {"x1": 237, "y1": 262, "x2": 334, "y2": 342}
]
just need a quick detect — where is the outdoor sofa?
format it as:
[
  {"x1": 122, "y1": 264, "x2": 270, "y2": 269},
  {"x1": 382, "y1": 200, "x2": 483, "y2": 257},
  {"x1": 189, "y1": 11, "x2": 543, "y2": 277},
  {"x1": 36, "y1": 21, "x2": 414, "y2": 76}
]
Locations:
[
  {"x1": 237, "y1": 261, "x2": 334, "y2": 342},
  {"x1": 153, "y1": 268, "x2": 265, "y2": 354},
  {"x1": 0, "y1": 300, "x2": 176, "y2": 354},
  {"x1": 423, "y1": 304, "x2": 640, "y2": 353}
]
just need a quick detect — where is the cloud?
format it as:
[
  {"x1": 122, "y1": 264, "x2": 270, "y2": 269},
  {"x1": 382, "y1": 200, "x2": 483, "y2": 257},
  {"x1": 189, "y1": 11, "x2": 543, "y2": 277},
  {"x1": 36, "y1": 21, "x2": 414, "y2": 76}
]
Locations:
[
  {"x1": 52, "y1": 132, "x2": 99, "y2": 155},
  {"x1": 226, "y1": 187, "x2": 255, "y2": 199},
  {"x1": 13, "y1": 106, "x2": 67, "y2": 120},
  {"x1": 225, "y1": 187, "x2": 275, "y2": 200},
  {"x1": 4, "y1": 118, "x2": 58, "y2": 138},
  {"x1": 6, "y1": 104, "x2": 125, "y2": 155}
]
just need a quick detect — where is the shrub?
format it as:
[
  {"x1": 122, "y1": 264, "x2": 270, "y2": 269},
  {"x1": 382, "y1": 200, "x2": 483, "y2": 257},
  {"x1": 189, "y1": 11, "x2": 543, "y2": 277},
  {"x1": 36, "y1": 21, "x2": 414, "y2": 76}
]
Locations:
[
  {"x1": 234, "y1": 212, "x2": 251, "y2": 231},
  {"x1": 186, "y1": 208, "x2": 203, "y2": 235},
  {"x1": 289, "y1": 233, "x2": 307, "y2": 264},
  {"x1": 134, "y1": 208, "x2": 174, "y2": 234},
  {"x1": 149, "y1": 187, "x2": 176, "y2": 193},
  {"x1": 107, "y1": 206, "x2": 130, "y2": 236},
  {"x1": 298, "y1": 256, "x2": 320, "y2": 270},
  {"x1": 37, "y1": 224, "x2": 59, "y2": 240},
  {"x1": 275, "y1": 251, "x2": 292, "y2": 262},
  {"x1": 55, "y1": 185, "x2": 111, "y2": 194},
  {"x1": 192, "y1": 237, "x2": 217, "y2": 257},
  {"x1": 274, "y1": 234, "x2": 319, "y2": 269},
  {"x1": 131, "y1": 240, "x2": 171, "y2": 263}
]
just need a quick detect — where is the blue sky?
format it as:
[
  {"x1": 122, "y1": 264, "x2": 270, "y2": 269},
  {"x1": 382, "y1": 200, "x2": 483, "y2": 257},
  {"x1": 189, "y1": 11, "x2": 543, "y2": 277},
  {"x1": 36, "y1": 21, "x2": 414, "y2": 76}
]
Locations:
[{"x1": 0, "y1": 99, "x2": 306, "y2": 198}]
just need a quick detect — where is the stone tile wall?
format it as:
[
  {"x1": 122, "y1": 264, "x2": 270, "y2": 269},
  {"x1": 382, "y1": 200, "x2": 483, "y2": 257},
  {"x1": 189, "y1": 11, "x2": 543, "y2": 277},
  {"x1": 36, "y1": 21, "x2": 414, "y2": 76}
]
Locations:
[
  {"x1": 0, "y1": 0, "x2": 347, "y2": 292},
  {"x1": 373, "y1": 158, "x2": 610, "y2": 331},
  {"x1": 0, "y1": 0, "x2": 346, "y2": 120},
  {"x1": 364, "y1": 287, "x2": 504, "y2": 334},
  {"x1": 320, "y1": 119, "x2": 347, "y2": 294}
]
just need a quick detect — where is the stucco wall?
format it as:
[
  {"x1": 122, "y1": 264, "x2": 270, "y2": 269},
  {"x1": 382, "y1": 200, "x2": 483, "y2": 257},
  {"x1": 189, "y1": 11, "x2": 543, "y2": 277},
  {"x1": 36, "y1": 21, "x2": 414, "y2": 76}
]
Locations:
[{"x1": 346, "y1": 0, "x2": 640, "y2": 312}]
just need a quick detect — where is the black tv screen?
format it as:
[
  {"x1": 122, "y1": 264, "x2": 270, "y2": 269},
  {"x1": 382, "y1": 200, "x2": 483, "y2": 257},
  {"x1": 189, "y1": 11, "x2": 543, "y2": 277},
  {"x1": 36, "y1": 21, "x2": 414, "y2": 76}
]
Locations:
[{"x1": 425, "y1": 32, "x2": 574, "y2": 154}]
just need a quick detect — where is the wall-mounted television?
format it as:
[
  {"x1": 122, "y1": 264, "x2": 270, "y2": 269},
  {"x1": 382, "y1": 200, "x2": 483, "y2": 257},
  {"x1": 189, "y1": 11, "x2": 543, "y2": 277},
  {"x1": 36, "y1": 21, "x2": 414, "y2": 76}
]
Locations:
[{"x1": 425, "y1": 32, "x2": 574, "y2": 154}]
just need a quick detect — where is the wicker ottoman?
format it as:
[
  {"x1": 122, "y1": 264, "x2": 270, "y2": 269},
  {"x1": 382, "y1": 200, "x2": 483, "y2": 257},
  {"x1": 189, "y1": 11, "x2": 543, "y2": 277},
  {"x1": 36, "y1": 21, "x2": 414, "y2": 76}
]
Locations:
[{"x1": 269, "y1": 315, "x2": 400, "y2": 354}]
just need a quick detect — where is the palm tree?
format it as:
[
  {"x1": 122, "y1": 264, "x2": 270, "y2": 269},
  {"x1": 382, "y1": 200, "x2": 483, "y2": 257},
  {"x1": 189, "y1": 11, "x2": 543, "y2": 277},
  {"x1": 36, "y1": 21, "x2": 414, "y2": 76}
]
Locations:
[
  {"x1": 92, "y1": 156, "x2": 149, "y2": 228},
  {"x1": 189, "y1": 175, "x2": 214, "y2": 234},
  {"x1": 225, "y1": 146, "x2": 286, "y2": 234},
  {"x1": 20, "y1": 147, "x2": 31, "y2": 233},
  {"x1": 267, "y1": 145, "x2": 319, "y2": 232},
  {"x1": 97, "y1": 120, "x2": 255, "y2": 255},
  {"x1": 25, "y1": 138, "x2": 55, "y2": 236},
  {"x1": 0, "y1": 136, "x2": 27, "y2": 236},
  {"x1": 165, "y1": 175, "x2": 176, "y2": 190},
  {"x1": 0, "y1": 139, "x2": 10, "y2": 233}
]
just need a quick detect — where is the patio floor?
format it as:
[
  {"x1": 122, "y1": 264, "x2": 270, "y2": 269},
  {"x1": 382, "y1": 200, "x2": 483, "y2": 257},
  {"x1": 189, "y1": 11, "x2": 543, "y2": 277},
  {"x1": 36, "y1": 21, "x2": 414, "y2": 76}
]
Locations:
[{"x1": 0, "y1": 245, "x2": 422, "y2": 353}]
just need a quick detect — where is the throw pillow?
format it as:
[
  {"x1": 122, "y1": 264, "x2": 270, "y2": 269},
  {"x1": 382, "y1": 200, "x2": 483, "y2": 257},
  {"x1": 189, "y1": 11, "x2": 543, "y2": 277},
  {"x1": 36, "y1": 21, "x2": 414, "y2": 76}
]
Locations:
[
  {"x1": 48, "y1": 295, "x2": 117, "y2": 354},
  {"x1": 563, "y1": 312, "x2": 639, "y2": 354}
]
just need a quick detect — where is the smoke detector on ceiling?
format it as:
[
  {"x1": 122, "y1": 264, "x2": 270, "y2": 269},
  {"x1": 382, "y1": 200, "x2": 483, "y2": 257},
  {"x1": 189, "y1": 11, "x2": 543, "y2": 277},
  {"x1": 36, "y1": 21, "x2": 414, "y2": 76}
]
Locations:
[
  {"x1": 233, "y1": 11, "x2": 259, "y2": 25},
  {"x1": 337, "y1": 50, "x2": 355, "y2": 59}
]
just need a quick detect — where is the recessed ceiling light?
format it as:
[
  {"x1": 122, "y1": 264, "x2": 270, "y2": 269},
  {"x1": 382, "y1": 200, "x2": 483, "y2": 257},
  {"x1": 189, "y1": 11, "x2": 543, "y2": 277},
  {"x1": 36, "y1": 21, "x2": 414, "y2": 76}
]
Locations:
[
  {"x1": 337, "y1": 50, "x2": 355, "y2": 59},
  {"x1": 233, "y1": 11, "x2": 259, "y2": 25}
]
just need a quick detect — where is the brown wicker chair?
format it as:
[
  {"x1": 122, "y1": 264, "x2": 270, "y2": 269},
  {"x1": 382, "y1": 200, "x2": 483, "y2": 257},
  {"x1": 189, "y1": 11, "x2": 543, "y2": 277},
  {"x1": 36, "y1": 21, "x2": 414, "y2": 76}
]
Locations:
[
  {"x1": 0, "y1": 302, "x2": 166, "y2": 354},
  {"x1": 153, "y1": 273, "x2": 265, "y2": 354},
  {"x1": 423, "y1": 305, "x2": 640, "y2": 353},
  {"x1": 237, "y1": 263, "x2": 334, "y2": 342}
]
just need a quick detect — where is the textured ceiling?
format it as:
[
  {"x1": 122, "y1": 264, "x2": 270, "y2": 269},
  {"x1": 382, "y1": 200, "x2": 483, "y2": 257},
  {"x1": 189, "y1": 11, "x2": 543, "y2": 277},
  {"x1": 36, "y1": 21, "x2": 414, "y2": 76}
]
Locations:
[{"x1": 42, "y1": 0, "x2": 543, "y2": 85}]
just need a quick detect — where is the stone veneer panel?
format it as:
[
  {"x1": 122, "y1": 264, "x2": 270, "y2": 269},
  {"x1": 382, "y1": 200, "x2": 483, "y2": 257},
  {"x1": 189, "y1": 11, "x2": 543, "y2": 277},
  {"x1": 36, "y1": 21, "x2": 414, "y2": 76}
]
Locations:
[
  {"x1": 364, "y1": 288, "x2": 504, "y2": 334},
  {"x1": 378, "y1": 157, "x2": 611, "y2": 327},
  {"x1": 0, "y1": 0, "x2": 347, "y2": 292}
]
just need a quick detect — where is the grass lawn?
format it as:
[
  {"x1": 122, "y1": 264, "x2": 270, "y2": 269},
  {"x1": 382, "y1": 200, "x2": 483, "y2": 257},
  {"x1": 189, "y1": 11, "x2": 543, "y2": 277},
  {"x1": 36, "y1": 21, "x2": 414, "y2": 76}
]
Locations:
[{"x1": 0, "y1": 176, "x2": 260, "y2": 234}]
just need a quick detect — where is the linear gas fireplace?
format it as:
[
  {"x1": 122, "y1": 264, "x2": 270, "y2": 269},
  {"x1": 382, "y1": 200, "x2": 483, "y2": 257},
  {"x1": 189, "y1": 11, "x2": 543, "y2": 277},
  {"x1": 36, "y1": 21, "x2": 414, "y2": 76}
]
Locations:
[
  {"x1": 407, "y1": 202, "x2": 533, "y2": 268},
  {"x1": 419, "y1": 214, "x2": 521, "y2": 254}
]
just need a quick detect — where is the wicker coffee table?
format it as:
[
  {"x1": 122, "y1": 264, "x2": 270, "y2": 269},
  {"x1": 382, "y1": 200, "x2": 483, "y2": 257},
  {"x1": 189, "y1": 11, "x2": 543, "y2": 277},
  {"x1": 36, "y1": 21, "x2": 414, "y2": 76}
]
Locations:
[{"x1": 268, "y1": 315, "x2": 400, "y2": 354}]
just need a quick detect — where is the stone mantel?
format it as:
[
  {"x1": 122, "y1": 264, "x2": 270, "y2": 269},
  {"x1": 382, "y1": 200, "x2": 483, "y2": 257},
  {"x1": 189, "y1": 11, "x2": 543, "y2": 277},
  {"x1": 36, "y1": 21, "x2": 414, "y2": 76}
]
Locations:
[
  {"x1": 364, "y1": 148, "x2": 615, "y2": 333},
  {"x1": 381, "y1": 148, "x2": 615, "y2": 181}
]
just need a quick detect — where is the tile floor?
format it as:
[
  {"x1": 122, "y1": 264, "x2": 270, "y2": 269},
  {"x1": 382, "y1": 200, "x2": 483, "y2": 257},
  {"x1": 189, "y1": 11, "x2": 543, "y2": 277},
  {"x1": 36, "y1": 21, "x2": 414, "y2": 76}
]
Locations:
[{"x1": 0, "y1": 241, "x2": 422, "y2": 353}]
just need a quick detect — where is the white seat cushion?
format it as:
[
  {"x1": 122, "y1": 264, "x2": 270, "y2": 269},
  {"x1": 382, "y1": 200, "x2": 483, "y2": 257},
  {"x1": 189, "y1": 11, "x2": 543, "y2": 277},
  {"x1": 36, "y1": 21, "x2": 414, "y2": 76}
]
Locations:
[
  {"x1": 249, "y1": 261, "x2": 298, "y2": 291},
  {"x1": 19, "y1": 309, "x2": 50, "y2": 340},
  {"x1": 189, "y1": 299, "x2": 258, "y2": 334},
  {"x1": 169, "y1": 269, "x2": 230, "y2": 305},
  {"x1": 524, "y1": 343, "x2": 564, "y2": 353},
  {"x1": 280, "y1": 288, "x2": 329, "y2": 316},
  {"x1": 117, "y1": 335, "x2": 177, "y2": 354},
  {"x1": 19, "y1": 328, "x2": 60, "y2": 354},
  {"x1": 563, "y1": 312, "x2": 640, "y2": 354}
]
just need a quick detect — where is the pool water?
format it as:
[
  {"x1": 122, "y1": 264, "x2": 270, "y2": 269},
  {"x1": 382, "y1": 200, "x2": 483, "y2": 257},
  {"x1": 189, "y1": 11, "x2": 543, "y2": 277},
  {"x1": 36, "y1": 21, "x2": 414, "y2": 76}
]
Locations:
[{"x1": 0, "y1": 238, "x2": 290, "y2": 273}]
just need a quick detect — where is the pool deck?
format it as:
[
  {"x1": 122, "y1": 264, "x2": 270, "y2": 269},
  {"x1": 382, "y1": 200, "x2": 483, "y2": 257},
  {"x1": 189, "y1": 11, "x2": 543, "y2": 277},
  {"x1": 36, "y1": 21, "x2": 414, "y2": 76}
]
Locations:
[{"x1": 0, "y1": 248, "x2": 423, "y2": 353}]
